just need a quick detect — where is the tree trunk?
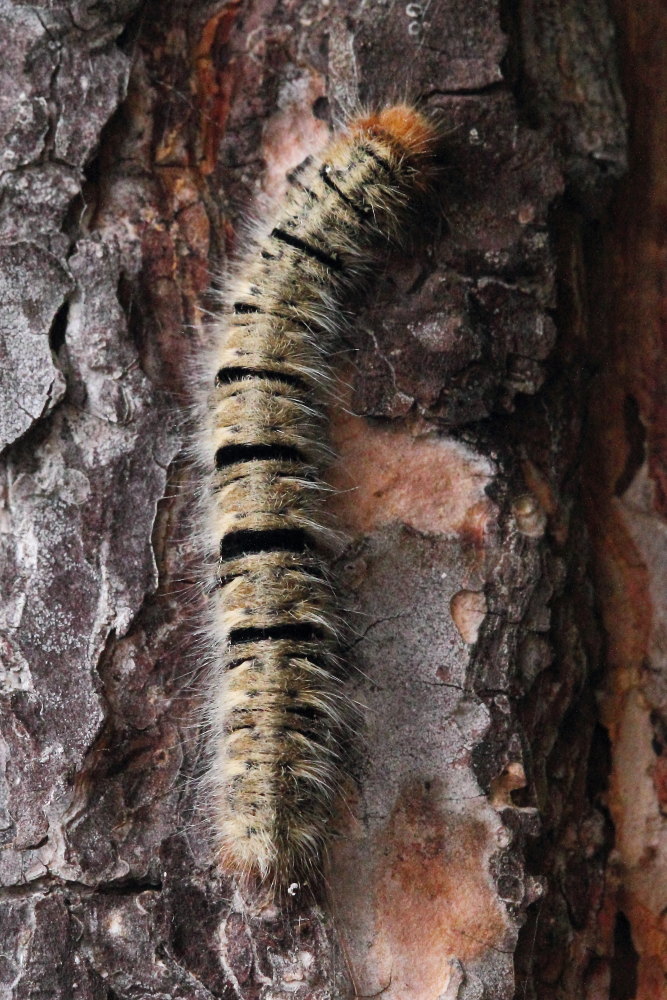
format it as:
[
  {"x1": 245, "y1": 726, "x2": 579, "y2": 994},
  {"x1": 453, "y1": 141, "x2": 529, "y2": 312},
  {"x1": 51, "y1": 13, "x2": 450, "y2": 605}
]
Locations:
[{"x1": 1, "y1": 0, "x2": 652, "y2": 997}]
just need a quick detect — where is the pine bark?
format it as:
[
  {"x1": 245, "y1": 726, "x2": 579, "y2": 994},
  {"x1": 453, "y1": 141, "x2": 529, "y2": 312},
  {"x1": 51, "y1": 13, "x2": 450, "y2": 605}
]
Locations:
[{"x1": 0, "y1": 1, "x2": 642, "y2": 998}]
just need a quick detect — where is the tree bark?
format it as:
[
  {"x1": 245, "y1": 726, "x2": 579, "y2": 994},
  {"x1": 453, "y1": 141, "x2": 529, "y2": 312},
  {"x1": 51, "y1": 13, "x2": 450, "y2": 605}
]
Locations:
[
  {"x1": 583, "y1": 3, "x2": 667, "y2": 996},
  {"x1": 0, "y1": 1, "x2": 638, "y2": 998}
]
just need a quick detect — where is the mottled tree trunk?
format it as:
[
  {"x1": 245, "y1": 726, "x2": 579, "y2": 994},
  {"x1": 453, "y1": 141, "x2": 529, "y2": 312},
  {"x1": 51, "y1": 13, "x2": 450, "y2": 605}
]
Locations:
[{"x1": 2, "y1": 0, "x2": 654, "y2": 997}]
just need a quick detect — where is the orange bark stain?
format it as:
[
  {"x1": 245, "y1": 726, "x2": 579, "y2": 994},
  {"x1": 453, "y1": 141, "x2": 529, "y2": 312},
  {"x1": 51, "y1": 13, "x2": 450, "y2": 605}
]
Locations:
[
  {"x1": 623, "y1": 897, "x2": 667, "y2": 1000},
  {"x1": 194, "y1": 2, "x2": 242, "y2": 176},
  {"x1": 260, "y1": 77, "x2": 329, "y2": 203},
  {"x1": 333, "y1": 785, "x2": 510, "y2": 1000},
  {"x1": 489, "y1": 762, "x2": 526, "y2": 808},
  {"x1": 329, "y1": 411, "x2": 494, "y2": 544},
  {"x1": 450, "y1": 589, "x2": 487, "y2": 644},
  {"x1": 380, "y1": 790, "x2": 508, "y2": 964}
]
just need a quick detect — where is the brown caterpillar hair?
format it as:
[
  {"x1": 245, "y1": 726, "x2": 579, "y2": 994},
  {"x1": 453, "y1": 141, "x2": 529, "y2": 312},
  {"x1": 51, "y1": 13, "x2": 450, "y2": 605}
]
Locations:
[{"x1": 196, "y1": 104, "x2": 441, "y2": 893}]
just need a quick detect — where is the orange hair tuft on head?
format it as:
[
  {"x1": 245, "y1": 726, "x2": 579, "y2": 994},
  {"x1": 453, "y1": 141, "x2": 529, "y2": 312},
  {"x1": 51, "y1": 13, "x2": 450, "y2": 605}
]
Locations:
[{"x1": 352, "y1": 103, "x2": 439, "y2": 158}]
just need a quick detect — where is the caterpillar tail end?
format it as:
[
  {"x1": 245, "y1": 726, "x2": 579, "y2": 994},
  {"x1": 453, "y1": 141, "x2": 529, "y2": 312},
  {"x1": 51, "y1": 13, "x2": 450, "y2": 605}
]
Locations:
[{"x1": 216, "y1": 825, "x2": 322, "y2": 902}]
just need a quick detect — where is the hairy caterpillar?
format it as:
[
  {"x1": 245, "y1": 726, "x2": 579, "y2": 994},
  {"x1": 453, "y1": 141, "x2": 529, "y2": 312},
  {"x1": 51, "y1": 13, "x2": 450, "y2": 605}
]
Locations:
[{"x1": 197, "y1": 105, "x2": 441, "y2": 892}]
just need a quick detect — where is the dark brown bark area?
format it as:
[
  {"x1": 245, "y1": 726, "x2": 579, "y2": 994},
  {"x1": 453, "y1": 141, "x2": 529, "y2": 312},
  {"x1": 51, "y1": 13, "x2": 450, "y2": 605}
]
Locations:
[
  {"x1": 0, "y1": 1, "x2": 631, "y2": 998},
  {"x1": 582, "y1": 2, "x2": 667, "y2": 996}
]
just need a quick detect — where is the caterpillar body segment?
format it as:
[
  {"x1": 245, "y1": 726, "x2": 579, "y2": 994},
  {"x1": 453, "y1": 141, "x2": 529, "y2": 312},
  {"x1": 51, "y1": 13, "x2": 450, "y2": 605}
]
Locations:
[{"x1": 198, "y1": 105, "x2": 441, "y2": 891}]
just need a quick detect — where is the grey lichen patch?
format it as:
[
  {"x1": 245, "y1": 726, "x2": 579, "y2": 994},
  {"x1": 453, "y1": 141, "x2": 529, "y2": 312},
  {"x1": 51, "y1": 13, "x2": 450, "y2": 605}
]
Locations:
[
  {"x1": 0, "y1": 242, "x2": 71, "y2": 451},
  {"x1": 0, "y1": 0, "x2": 144, "y2": 453},
  {"x1": 0, "y1": 3, "x2": 138, "y2": 244},
  {"x1": 0, "y1": 234, "x2": 178, "y2": 887},
  {"x1": 0, "y1": 7, "x2": 55, "y2": 171},
  {"x1": 53, "y1": 46, "x2": 131, "y2": 168},
  {"x1": 330, "y1": 526, "x2": 520, "y2": 998}
]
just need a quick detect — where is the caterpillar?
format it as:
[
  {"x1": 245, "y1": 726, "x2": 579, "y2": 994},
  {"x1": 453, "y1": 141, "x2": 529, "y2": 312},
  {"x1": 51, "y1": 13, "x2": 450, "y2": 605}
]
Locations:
[{"x1": 197, "y1": 104, "x2": 441, "y2": 893}]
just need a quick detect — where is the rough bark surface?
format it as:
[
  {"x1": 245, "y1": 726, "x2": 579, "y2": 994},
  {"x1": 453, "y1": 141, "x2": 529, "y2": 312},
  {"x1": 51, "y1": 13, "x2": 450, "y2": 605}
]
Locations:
[
  {"x1": 583, "y1": 3, "x2": 667, "y2": 997},
  {"x1": 0, "y1": 1, "x2": 631, "y2": 998}
]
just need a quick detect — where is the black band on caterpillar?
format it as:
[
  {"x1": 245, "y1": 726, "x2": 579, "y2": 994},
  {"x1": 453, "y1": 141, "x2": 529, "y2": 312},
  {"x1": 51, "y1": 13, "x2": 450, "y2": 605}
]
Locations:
[{"x1": 196, "y1": 104, "x2": 441, "y2": 893}]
